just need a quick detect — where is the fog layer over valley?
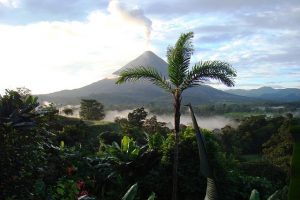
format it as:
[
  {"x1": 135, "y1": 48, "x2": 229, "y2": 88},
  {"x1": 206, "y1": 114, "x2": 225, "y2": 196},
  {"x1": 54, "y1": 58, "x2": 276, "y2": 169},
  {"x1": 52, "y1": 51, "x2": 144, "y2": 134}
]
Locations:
[
  {"x1": 105, "y1": 110, "x2": 238, "y2": 130},
  {"x1": 59, "y1": 107, "x2": 237, "y2": 130}
]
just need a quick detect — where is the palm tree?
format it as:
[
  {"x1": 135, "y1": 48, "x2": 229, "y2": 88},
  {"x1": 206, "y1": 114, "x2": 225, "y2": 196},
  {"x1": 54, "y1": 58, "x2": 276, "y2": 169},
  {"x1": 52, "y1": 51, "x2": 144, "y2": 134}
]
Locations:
[{"x1": 116, "y1": 32, "x2": 236, "y2": 200}]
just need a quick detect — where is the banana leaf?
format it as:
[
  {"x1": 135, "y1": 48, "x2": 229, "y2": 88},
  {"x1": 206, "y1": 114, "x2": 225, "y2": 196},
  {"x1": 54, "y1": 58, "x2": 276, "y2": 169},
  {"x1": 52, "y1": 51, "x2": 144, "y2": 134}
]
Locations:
[
  {"x1": 186, "y1": 103, "x2": 218, "y2": 200},
  {"x1": 122, "y1": 183, "x2": 138, "y2": 200}
]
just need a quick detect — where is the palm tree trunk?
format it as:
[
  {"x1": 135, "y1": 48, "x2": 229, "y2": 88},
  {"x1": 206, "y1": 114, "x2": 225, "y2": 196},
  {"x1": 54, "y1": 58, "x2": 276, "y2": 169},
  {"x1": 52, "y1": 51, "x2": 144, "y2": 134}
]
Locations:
[{"x1": 172, "y1": 90, "x2": 181, "y2": 200}]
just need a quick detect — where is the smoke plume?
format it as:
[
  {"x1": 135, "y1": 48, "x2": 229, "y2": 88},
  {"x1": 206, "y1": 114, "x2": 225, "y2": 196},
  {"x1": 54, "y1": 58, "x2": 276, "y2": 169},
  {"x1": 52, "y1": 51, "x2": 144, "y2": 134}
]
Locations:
[{"x1": 108, "y1": 0, "x2": 152, "y2": 42}]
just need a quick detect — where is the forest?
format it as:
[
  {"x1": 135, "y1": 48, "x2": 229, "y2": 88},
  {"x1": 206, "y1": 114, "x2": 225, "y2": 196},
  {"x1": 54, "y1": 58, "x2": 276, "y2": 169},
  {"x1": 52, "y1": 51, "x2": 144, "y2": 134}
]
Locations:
[{"x1": 1, "y1": 88, "x2": 299, "y2": 200}]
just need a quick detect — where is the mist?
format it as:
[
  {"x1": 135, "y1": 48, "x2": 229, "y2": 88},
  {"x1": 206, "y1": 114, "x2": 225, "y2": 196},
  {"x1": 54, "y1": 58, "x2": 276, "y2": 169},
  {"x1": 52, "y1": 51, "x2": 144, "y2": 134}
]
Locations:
[
  {"x1": 104, "y1": 109, "x2": 238, "y2": 130},
  {"x1": 156, "y1": 114, "x2": 238, "y2": 130},
  {"x1": 58, "y1": 106, "x2": 238, "y2": 130},
  {"x1": 104, "y1": 110, "x2": 132, "y2": 121},
  {"x1": 292, "y1": 111, "x2": 300, "y2": 118}
]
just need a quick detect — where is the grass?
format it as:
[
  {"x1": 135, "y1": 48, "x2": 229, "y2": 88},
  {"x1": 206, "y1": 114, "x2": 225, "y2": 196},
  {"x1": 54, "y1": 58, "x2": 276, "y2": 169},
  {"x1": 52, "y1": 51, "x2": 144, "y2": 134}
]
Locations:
[
  {"x1": 84, "y1": 120, "x2": 113, "y2": 126},
  {"x1": 86, "y1": 121, "x2": 120, "y2": 136}
]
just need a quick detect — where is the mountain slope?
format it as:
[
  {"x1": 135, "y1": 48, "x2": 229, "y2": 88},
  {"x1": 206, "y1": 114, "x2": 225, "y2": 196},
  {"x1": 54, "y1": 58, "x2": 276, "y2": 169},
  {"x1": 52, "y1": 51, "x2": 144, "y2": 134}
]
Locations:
[
  {"x1": 113, "y1": 51, "x2": 168, "y2": 77},
  {"x1": 227, "y1": 87, "x2": 300, "y2": 102},
  {"x1": 39, "y1": 51, "x2": 255, "y2": 106}
]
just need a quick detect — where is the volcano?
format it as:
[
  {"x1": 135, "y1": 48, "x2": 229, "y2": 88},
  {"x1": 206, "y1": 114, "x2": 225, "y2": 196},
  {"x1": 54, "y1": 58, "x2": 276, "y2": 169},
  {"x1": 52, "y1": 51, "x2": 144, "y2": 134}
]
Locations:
[{"x1": 38, "y1": 51, "x2": 252, "y2": 106}]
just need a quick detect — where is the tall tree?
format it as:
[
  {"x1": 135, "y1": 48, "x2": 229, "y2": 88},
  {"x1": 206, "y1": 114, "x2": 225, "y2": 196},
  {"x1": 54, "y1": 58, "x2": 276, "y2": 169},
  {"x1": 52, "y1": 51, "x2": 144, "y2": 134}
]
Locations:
[
  {"x1": 79, "y1": 99, "x2": 105, "y2": 120},
  {"x1": 128, "y1": 107, "x2": 148, "y2": 127},
  {"x1": 62, "y1": 107, "x2": 73, "y2": 116},
  {"x1": 116, "y1": 32, "x2": 236, "y2": 200}
]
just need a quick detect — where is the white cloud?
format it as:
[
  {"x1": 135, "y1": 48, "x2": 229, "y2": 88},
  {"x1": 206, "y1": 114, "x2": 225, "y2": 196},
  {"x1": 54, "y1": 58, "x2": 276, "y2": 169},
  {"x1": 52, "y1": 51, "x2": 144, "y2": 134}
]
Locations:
[
  {"x1": 0, "y1": 5, "x2": 154, "y2": 94},
  {"x1": 0, "y1": 0, "x2": 19, "y2": 8}
]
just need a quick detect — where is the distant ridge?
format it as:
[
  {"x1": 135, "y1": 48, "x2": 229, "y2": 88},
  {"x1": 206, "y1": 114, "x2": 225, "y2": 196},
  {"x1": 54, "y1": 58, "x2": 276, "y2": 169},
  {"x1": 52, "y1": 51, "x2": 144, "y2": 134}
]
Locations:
[
  {"x1": 227, "y1": 87, "x2": 300, "y2": 102},
  {"x1": 38, "y1": 51, "x2": 256, "y2": 106}
]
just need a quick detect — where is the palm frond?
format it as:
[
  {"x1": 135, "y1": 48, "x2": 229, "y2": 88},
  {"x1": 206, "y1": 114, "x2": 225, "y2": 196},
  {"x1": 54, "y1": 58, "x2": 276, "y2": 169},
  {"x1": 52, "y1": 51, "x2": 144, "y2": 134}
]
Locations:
[
  {"x1": 167, "y1": 32, "x2": 194, "y2": 86},
  {"x1": 116, "y1": 67, "x2": 173, "y2": 93},
  {"x1": 181, "y1": 60, "x2": 236, "y2": 91}
]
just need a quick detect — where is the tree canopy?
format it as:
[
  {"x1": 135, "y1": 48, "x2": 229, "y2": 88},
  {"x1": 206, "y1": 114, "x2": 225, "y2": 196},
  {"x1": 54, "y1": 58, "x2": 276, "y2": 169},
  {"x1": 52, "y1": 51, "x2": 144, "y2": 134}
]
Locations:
[{"x1": 79, "y1": 99, "x2": 105, "y2": 120}]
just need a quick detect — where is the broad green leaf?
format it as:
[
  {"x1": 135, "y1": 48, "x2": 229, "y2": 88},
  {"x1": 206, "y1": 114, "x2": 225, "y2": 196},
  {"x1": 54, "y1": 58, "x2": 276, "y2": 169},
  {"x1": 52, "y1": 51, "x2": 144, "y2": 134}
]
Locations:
[
  {"x1": 186, "y1": 104, "x2": 211, "y2": 178},
  {"x1": 60, "y1": 141, "x2": 64, "y2": 151},
  {"x1": 267, "y1": 190, "x2": 279, "y2": 200},
  {"x1": 121, "y1": 136, "x2": 130, "y2": 153},
  {"x1": 131, "y1": 148, "x2": 140, "y2": 157},
  {"x1": 249, "y1": 189, "x2": 260, "y2": 200},
  {"x1": 147, "y1": 192, "x2": 156, "y2": 200},
  {"x1": 122, "y1": 183, "x2": 138, "y2": 200},
  {"x1": 112, "y1": 141, "x2": 121, "y2": 150}
]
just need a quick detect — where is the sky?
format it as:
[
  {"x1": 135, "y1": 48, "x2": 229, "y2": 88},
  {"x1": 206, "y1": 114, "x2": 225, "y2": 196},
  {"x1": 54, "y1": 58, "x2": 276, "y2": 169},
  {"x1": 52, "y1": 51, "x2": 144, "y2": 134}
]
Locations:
[{"x1": 0, "y1": 0, "x2": 299, "y2": 94}]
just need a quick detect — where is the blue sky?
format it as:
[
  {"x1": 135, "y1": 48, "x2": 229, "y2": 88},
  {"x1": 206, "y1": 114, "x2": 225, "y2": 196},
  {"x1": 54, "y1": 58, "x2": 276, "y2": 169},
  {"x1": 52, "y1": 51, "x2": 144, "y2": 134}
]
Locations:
[{"x1": 0, "y1": 0, "x2": 299, "y2": 94}]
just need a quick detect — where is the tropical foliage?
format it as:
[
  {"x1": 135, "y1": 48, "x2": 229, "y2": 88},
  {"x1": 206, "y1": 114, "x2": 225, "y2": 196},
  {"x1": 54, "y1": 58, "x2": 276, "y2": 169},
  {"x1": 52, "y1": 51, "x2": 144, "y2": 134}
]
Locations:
[
  {"x1": 0, "y1": 89, "x2": 296, "y2": 199},
  {"x1": 116, "y1": 31, "x2": 236, "y2": 200}
]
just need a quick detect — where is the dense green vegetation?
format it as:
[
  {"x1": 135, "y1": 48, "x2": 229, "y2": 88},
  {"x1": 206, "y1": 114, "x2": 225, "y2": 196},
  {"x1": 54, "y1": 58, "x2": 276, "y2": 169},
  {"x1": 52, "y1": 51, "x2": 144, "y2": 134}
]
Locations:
[
  {"x1": 1, "y1": 88, "x2": 299, "y2": 199},
  {"x1": 116, "y1": 31, "x2": 236, "y2": 200}
]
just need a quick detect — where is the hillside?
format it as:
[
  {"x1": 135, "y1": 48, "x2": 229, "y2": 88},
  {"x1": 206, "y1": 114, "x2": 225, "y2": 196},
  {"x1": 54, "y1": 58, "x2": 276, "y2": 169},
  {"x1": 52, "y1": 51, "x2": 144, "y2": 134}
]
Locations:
[{"x1": 227, "y1": 87, "x2": 300, "y2": 102}]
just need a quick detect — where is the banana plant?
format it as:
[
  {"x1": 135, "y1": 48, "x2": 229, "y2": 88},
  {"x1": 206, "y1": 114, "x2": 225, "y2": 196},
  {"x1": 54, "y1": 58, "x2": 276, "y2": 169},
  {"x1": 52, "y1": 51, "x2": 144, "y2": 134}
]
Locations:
[
  {"x1": 186, "y1": 103, "x2": 218, "y2": 200},
  {"x1": 103, "y1": 135, "x2": 156, "y2": 179},
  {"x1": 107, "y1": 136, "x2": 142, "y2": 163}
]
